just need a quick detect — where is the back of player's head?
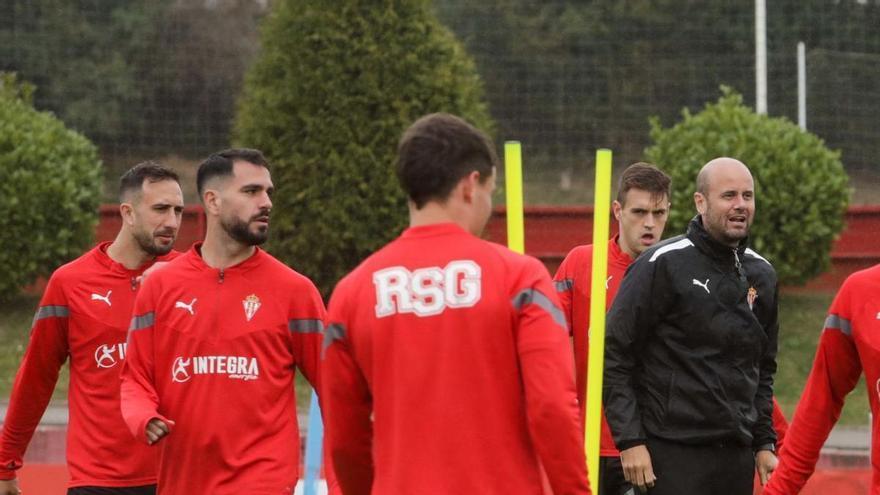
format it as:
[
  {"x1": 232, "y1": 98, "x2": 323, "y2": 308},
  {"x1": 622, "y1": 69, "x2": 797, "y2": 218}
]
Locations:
[
  {"x1": 616, "y1": 162, "x2": 671, "y2": 205},
  {"x1": 119, "y1": 161, "x2": 180, "y2": 203},
  {"x1": 396, "y1": 113, "x2": 498, "y2": 209},
  {"x1": 197, "y1": 148, "x2": 269, "y2": 199}
]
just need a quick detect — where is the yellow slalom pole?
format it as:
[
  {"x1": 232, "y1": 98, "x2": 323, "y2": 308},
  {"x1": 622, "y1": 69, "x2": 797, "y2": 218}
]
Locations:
[
  {"x1": 586, "y1": 149, "x2": 613, "y2": 494},
  {"x1": 504, "y1": 141, "x2": 524, "y2": 254}
]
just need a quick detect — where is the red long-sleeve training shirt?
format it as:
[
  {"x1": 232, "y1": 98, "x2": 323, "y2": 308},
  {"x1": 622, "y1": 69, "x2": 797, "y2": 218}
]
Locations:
[
  {"x1": 0, "y1": 242, "x2": 175, "y2": 488},
  {"x1": 554, "y1": 238, "x2": 789, "y2": 458},
  {"x1": 322, "y1": 223, "x2": 590, "y2": 495},
  {"x1": 121, "y1": 243, "x2": 325, "y2": 495},
  {"x1": 765, "y1": 264, "x2": 880, "y2": 495}
]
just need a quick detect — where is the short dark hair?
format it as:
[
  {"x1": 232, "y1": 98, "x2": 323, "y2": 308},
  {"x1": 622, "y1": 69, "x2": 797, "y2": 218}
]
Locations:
[
  {"x1": 396, "y1": 113, "x2": 498, "y2": 209},
  {"x1": 616, "y1": 162, "x2": 671, "y2": 205},
  {"x1": 119, "y1": 161, "x2": 180, "y2": 202},
  {"x1": 196, "y1": 148, "x2": 269, "y2": 198}
]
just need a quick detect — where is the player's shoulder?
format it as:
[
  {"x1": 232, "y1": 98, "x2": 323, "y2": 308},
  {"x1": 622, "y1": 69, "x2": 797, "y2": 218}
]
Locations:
[
  {"x1": 640, "y1": 234, "x2": 692, "y2": 264},
  {"x1": 742, "y1": 246, "x2": 777, "y2": 280},
  {"x1": 49, "y1": 245, "x2": 101, "y2": 284},
  {"x1": 839, "y1": 263, "x2": 880, "y2": 294},
  {"x1": 485, "y1": 240, "x2": 549, "y2": 276},
  {"x1": 258, "y1": 250, "x2": 320, "y2": 291}
]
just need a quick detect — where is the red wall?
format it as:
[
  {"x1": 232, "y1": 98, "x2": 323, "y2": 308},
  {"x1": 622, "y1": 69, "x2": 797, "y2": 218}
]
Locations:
[{"x1": 96, "y1": 204, "x2": 880, "y2": 290}]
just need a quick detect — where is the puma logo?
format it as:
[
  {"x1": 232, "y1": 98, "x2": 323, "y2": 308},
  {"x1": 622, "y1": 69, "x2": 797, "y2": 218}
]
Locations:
[
  {"x1": 175, "y1": 298, "x2": 197, "y2": 315},
  {"x1": 692, "y1": 278, "x2": 711, "y2": 294},
  {"x1": 90, "y1": 290, "x2": 112, "y2": 306}
]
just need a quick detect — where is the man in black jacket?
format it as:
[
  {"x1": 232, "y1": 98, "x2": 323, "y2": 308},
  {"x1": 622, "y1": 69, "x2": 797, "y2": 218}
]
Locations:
[{"x1": 603, "y1": 157, "x2": 779, "y2": 494}]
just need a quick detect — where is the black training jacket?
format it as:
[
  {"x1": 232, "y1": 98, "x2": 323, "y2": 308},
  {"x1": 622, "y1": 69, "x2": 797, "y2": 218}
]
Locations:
[{"x1": 603, "y1": 216, "x2": 778, "y2": 451}]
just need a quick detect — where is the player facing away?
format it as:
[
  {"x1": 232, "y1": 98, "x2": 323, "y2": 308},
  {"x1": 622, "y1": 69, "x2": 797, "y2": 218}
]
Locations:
[
  {"x1": 322, "y1": 113, "x2": 591, "y2": 495},
  {"x1": 120, "y1": 149, "x2": 332, "y2": 494},
  {"x1": 0, "y1": 162, "x2": 184, "y2": 495},
  {"x1": 554, "y1": 162, "x2": 672, "y2": 495},
  {"x1": 764, "y1": 264, "x2": 880, "y2": 495}
]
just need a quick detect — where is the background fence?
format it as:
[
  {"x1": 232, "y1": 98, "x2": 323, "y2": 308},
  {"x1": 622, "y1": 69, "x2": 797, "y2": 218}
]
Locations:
[{"x1": 2, "y1": 0, "x2": 879, "y2": 202}]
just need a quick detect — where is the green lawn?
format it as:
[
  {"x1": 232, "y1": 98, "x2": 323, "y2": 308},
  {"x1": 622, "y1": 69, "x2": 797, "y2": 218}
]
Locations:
[{"x1": 0, "y1": 291, "x2": 870, "y2": 426}]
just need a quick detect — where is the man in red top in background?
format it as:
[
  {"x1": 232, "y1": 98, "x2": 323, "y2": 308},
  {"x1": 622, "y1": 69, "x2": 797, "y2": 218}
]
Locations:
[
  {"x1": 121, "y1": 149, "x2": 333, "y2": 495},
  {"x1": 554, "y1": 162, "x2": 671, "y2": 495},
  {"x1": 0, "y1": 162, "x2": 184, "y2": 495},
  {"x1": 322, "y1": 113, "x2": 590, "y2": 495},
  {"x1": 764, "y1": 265, "x2": 880, "y2": 495},
  {"x1": 555, "y1": 163, "x2": 789, "y2": 495}
]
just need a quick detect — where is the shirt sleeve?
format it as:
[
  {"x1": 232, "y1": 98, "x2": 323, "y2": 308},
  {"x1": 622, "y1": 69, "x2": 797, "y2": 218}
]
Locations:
[
  {"x1": 321, "y1": 277, "x2": 374, "y2": 495},
  {"x1": 603, "y1": 254, "x2": 667, "y2": 450},
  {"x1": 764, "y1": 284, "x2": 862, "y2": 495},
  {"x1": 0, "y1": 276, "x2": 70, "y2": 480},
  {"x1": 289, "y1": 278, "x2": 327, "y2": 390},
  {"x1": 513, "y1": 257, "x2": 591, "y2": 495},
  {"x1": 553, "y1": 251, "x2": 576, "y2": 335},
  {"x1": 120, "y1": 278, "x2": 171, "y2": 444}
]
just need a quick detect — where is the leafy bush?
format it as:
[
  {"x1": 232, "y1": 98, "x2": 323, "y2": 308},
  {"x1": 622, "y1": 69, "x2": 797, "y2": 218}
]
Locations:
[
  {"x1": 0, "y1": 73, "x2": 103, "y2": 299},
  {"x1": 645, "y1": 87, "x2": 849, "y2": 285},
  {"x1": 234, "y1": 0, "x2": 493, "y2": 296}
]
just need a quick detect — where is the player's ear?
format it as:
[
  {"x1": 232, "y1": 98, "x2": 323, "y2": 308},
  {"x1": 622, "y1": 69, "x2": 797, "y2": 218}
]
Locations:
[
  {"x1": 612, "y1": 200, "x2": 623, "y2": 220},
  {"x1": 694, "y1": 191, "x2": 707, "y2": 215},
  {"x1": 459, "y1": 170, "x2": 480, "y2": 204},
  {"x1": 119, "y1": 201, "x2": 135, "y2": 226},
  {"x1": 203, "y1": 189, "x2": 221, "y2": 216}
]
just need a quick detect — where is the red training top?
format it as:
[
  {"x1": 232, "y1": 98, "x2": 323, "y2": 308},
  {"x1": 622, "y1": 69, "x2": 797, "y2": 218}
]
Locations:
[
  {"x1": 121, "y1": 244, "x2": 325, "y2": 495},
  {"x1": 765, "y1": 264, "x2": 880, "y2": 495},
  {"x1": 554, "y1": 237, "x2": 632, "y2": 457},
  {"x1": 322, "y1": 223, "x2": 590, "y2": 495},
  {"x1": 0, "y1": 242, "x2": 176, "y2": 488}
]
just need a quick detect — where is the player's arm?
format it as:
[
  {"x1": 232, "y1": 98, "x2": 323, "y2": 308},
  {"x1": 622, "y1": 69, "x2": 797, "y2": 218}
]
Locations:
[
  {"x1": 514, "y1": 259, "x2": 591, "y2": 495},
  {"x1": 763, "y1": 304, "x2": 862, "y2": 494},
  {"x1": 771, "y1": 398, "x2": 789, "y2": 450},
  {"x1": 119, "y1": 280, "x2": 173, "y2": 445},
  {"x1": 552, "y1": 251, "x2": 576, "y2": 333},
  {"x1": 603, "y1": 256, "x2": 666, "y2": 492},
  {"x1": 0, "y1": 276, "x2": 70, "y2": 482},
  {"x1": 321, "y1": 281, "x2": 373, "y2": 495}
]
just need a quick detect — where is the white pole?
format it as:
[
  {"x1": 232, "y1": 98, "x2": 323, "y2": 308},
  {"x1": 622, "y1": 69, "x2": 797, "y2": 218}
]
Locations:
[
  {"x1": 798, "y1": 41, "x2": 807, "y2": 130},
  {"x1": 755, "y1": 0, "x2": 767, "y2": 114}
]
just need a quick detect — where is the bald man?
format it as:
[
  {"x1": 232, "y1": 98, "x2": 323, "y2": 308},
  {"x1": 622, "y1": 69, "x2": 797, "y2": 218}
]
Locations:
[{"x1": 603, "y1": 158, "x2": 779, "y2": 494}]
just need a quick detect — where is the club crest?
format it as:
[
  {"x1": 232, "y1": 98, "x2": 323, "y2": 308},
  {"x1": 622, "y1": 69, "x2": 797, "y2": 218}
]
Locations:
[
  {"x1": 243, "y1": 294, "x2": 261, "y2": 322},
  {"x1": 747, "y1": 286, "x2": 758, "y2": 310}
]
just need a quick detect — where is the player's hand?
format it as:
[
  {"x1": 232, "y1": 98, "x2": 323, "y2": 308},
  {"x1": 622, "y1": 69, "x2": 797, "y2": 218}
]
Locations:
[
  {"x1": 0, "y1": 478, "x2": 21, "y2": 495},
  {"x1": 136, "y1": 261, "x2": 170, "y2": 285},
  {"x1": 620, "y1": 444, "x2": 657, "y2": 493},
  {"x1": 756, "y1": 449, "x2": 778, "y2": 485},
  {"x1": 145, "y1": 418, "x2": 174, "y2": 445}
]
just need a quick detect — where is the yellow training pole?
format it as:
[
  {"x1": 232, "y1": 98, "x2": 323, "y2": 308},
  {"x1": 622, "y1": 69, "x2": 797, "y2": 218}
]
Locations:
[
  {"x1": 504, "y1": 141, "x2": 524, "y2": 254},
  {"x1": 586, "y1": 148, "x2": 612, "y2": 494}
]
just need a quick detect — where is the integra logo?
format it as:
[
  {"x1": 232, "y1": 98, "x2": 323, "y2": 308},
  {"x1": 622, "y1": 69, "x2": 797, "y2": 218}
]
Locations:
[
  {"x1": 171, "y1": 355, "x2": 260, "y2": 383},
  {"x1": 95, "y1": 343, "x2": 126, "y2": 369}
]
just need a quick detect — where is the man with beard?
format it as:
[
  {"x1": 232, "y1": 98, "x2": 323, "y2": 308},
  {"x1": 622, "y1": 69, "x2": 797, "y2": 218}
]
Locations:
[
  {"x1": 603, "y1": 157, "x2": 779, "y2": 494},
  {"x1": 120, "y1": 149, "x2": 331, "y2": 495},
  {"x1": 0, "y1": 162, "x2": 184, "y2": 495}
]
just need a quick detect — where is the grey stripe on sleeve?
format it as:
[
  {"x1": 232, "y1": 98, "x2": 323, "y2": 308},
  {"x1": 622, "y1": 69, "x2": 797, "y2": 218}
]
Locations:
[
  {"x1": 129, "y1": 312, "x2": 155, "y2": 332},
  {"x1": 555, "y1": 278, "x2": 574, "y2": 292},
  {"x1": 32, "y1": 305, "x2": 70, "y2": 325},
  {"x1": 322, "y1": 323, "x2": 347, "y2": 358},
  {"x1": 289, "y1": 319, "x2": 324, "y2": 334},
  {"x1": 511, "y1": 288, "x2": 567, "y2": 330},
  {"x1": 824, "y1": 314, "x2": 852, "y2": 336}
]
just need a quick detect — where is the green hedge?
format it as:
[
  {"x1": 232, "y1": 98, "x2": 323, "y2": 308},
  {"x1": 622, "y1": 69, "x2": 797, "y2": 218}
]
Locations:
[
  {"x1": 645, "y1": 87, "x2": 849, "y2": 285},
  {"x1": 0, "y1": 73, "x2": 103, "y2": 299},
  {"x1": 234, "y1": 0, "x2": 492, "y2": 296}
]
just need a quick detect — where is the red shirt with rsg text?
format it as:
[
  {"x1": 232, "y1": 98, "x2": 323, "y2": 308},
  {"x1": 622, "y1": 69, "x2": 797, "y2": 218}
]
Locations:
[{"x1": 322, "y1": 223, "x2": 591, "y2": 495}]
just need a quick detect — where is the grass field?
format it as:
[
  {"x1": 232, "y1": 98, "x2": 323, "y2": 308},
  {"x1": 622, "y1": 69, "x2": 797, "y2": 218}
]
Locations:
[{"x1": 0, "y1": 291, "x2": 869, "y2": 426}]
